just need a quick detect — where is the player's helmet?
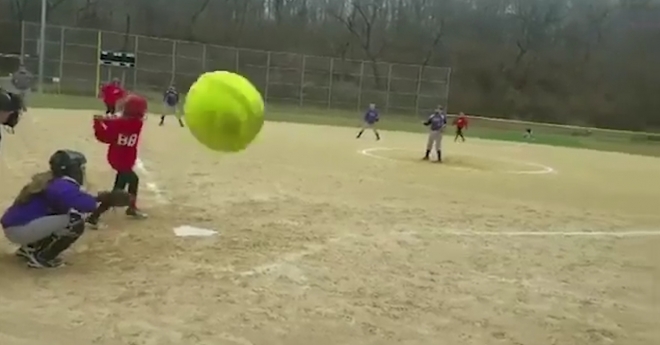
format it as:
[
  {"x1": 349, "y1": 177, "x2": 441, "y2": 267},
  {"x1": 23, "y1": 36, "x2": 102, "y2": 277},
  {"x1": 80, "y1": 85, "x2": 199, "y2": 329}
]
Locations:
[
  {"x1": 0, "y1": 89, "x2": 23, "y2": 128},
  {"x1": 49, "y1": 149, "x2": 87, "y2": 185},
  {"x1": 123, "y1": 94, "x2": 147, "y2": 118}
]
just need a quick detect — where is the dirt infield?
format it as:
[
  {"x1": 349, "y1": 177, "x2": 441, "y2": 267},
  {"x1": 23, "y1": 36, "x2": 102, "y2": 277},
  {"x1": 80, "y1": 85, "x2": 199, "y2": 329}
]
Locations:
[{"x1": 0, "y1": 109, "x2": 658, "y2": 345}]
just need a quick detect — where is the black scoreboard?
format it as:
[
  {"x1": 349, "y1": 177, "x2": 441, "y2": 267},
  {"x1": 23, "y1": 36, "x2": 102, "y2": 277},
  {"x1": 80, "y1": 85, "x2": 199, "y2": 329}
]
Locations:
[{"x1": 99, "y1": 50, "x2": 136, "y2": 68}]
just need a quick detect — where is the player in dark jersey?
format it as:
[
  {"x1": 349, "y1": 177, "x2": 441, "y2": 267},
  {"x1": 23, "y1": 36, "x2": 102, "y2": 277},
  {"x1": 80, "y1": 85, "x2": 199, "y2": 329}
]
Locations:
[
  {"x1": 159, "y1": 86, "x2": 183, "y2": 127},
  {"x1": 356, "y1": 103, "x2": 381, "y2": 140},
  {"x1": 0, "y1": 89, "x2": 24, "y2": 145}
]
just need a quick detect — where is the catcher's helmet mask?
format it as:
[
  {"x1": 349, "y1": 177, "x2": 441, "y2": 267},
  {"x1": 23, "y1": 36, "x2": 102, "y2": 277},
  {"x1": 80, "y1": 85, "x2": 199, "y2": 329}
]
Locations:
[{"x1": 49, "y1": 150, "x2": 88, "y2": 186}]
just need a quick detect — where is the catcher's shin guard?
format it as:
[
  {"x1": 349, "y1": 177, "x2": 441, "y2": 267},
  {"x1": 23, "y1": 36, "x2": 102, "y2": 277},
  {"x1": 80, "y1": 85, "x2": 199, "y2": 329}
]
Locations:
[
  {"x1": 33, "y1": 213, "x2": 85, "y2": 262},
  {"x1": 17, "y1": 236, "x2": 52, "y2": 259}
]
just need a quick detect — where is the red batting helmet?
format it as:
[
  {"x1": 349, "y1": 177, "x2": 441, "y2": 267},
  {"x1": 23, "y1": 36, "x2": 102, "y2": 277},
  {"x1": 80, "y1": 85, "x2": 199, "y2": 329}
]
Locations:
[{"x1": 122, "y1": 94, "x2": 147, "y2": 118}]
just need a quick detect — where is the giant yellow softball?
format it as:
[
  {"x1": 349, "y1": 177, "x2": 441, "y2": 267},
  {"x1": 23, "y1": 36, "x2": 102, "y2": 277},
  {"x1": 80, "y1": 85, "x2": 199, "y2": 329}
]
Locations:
[{"x1": 184, "y1": 71, "x2": 264, "y2": 152}]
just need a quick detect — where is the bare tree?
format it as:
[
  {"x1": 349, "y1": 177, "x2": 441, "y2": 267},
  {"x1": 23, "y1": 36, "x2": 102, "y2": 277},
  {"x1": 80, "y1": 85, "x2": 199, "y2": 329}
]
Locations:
[
  {"x1": 2, "y1": 0, "x2": 659, "y2": 129},
  {"x1": 329, "y1": 0, "x2": 389, "y2": 87}
]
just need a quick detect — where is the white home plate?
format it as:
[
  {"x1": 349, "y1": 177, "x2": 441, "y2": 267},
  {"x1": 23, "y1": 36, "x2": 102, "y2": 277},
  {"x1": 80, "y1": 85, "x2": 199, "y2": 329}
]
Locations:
[{"x1": 173, "y1": 225, "x2": 218, "y2": 237}]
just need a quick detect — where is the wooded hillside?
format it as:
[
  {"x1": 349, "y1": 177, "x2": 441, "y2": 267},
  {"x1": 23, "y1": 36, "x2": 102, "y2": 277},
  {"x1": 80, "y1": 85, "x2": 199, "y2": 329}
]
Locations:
[{"x1": 1, "y1": 0, "x2": 659, "y2": 129}]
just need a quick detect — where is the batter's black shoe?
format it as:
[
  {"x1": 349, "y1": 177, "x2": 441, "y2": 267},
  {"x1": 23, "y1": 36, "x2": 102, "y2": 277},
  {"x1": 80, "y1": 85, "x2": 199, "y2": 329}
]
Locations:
[{"x1": 126, "y1": 208, "x2": 148, "y2": 219}]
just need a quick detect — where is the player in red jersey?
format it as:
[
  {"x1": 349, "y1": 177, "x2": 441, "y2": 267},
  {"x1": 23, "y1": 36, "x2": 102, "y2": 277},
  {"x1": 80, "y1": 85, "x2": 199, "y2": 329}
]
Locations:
[
  {"x1": 99, "y1": 78, "x2": 125, "y2": 116},
  {"x1": 87, "y1": 94, "x2": 148, "y2": 228},
  {"x1": 453, "y1": 112, "x2": 468, "y2": 142}
]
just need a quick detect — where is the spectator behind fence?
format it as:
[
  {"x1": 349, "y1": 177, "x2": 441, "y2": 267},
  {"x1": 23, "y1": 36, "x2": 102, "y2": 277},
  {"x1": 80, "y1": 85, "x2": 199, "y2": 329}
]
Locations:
[{"x1": 11, "y1": 65, "x2": 33, "y2": 112}]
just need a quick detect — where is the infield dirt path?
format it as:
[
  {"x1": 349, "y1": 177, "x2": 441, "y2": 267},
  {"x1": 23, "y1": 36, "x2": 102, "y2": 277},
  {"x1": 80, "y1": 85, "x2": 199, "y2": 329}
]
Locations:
[{"x1": 0, "y1": 109, "x2": 658, "y2": 345}]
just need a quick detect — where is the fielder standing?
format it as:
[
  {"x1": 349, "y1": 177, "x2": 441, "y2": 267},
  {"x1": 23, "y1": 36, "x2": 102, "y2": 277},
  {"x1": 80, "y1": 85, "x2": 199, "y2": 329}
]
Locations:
[
  {"x1": 356, "y1": 103, "x2": 381, "y2": 140},
  {"x1": 10, "y1": 65, "x2": 32, "y2": 112},
  {"x1": 453, "y1": 112, "x2": 468, "y2": 142},
  {"x1": 422, "y1": 106, "x2": 447, "y2": 162},
  {"x1": 159, "y1": 85, "x2": 183, "y2": 127},
  {"x1": 99, "y1": 78, "x2": 125, "y2": 116}
]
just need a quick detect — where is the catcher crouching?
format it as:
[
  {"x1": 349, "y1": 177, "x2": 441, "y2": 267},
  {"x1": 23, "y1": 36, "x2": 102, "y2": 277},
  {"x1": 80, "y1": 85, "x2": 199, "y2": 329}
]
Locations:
[
  {"x1": 87, "y1": 94, "x2": 149, "y2": 229},
  {"x1": 0, "y1": 150, "x2": 131, "y2": 268}
]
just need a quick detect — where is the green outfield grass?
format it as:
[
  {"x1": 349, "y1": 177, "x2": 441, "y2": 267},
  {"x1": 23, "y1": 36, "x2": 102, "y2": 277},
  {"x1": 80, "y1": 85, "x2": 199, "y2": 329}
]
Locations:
[{"x1": 25, "y1": 93, "x2": 660, "y2": 157}]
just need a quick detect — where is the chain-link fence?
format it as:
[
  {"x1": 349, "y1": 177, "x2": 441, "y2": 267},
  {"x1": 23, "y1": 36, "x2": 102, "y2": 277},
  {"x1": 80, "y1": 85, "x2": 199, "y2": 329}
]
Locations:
[{"x1": 19, "y1": 22, "x2": 451, "y2": 115}]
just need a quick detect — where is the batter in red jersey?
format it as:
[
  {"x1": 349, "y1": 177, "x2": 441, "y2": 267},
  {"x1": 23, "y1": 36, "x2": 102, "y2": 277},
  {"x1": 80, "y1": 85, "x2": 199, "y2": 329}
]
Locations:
[
  {"x1": 100, "y1": 78, "x2": 125, "y2": 116},
  {"x1": 87, "y1": 94, "x2": 148, "y2": 228},
  {"x1": 453, "y1": 112, "x2": 468, "y2": 142}
]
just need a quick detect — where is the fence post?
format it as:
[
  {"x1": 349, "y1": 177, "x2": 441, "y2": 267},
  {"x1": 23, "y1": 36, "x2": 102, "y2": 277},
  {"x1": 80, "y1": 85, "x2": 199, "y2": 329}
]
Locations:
[
  {"x1": 444, "y1": 67, "x2": 452, "y2": 111},
  {"x1": 20, "y1": 21, "x2": 25, "y2": 64},
  {"x1": 58, "y1": 27, "x2": 65, "y2": 94},
  {"x1": 37, "y1": 0, "x2": 46, "y2": 93},
  {"x1": 299, "y1": 55, "x2": 306, "y2": 107},
  {"x1": 201, "y1": 44, "x2": 207, "y2": 71},
  {"x1": 133, "y1": 35, "x2": 139, "y2": 90},
  {"x1": 327, "y1": 58, "x2": 334, "y2": 108},
  {"x1": 385, "y1": 63, "x2": 393, "y2": 113},
  {"x1": 264, "y1": 51, "x2": 271, "y2": 102},
  {"x1": 171, "y1": 40, "x2": 177, "y2": 84},
  {"x1": 414, "y1": 65, "x2": 423, "y2": 115},
  {"x1": 235, "y1": 48, "x2": 240, "y2": 72},
  {"x1": 357, "y1": 61, "x2": 365, "y2": 111}
]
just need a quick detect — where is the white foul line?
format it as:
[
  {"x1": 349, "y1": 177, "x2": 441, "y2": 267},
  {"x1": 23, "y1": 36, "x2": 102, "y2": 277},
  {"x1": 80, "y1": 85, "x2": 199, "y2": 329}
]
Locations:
[
  {"x1": 135, "y1": 158, "x2": 167, "y2": 204},
  {"x1": 359, "y1": 147, "x2": 556, "y2": 175},
  {"x1": 236, "y1": 228, "x2": 659, "y2": 282},
  {"x1": 439, "y1": 230, "x2": 660, "y2": 237},
  {"x1": 238, "y1": 235, "x2": 352, "y2": 277}
]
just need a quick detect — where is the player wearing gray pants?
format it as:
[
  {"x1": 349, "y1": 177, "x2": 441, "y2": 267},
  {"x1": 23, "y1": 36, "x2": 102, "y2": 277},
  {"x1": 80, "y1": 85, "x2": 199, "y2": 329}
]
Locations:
[
  {"x1": 426, "y1": 129, "x2": 442, "y2": 153},
  {"x1": 1, "y1": 150, "x2": 96, "y2": 268},
  {"x1": 422, "y1": 106, "x2": 447, "y2": 162},
  {"x1": 160, "y1": 86, "x2": 183, "y2": 127},
  {"x1": 11, "y1": 66, "x2": 32, "y2": 111},
  {"x1": 4, "y1": 215, "x2": 71, "y2": 245},
  {"x1": 356, "y1": 103, "x2": 380, "y2": 140}
]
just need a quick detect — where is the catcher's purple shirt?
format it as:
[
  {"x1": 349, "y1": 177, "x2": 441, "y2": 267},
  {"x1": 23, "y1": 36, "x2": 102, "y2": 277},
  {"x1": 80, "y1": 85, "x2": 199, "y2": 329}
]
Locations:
[{"x1": 1, "y1": 177, "x2": 97, "y2": 228}]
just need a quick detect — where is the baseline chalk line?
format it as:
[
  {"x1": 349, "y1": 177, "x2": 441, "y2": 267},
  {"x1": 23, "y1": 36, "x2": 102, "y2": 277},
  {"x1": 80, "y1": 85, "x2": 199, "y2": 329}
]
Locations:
[
  {"x1": 438, "y1": 230, "x2": 660, "y2": 237},
  {"x1": 135, "y1": 158, "x2": 168, "y2": 204},
  {"x1": 359, "y1": 147, "x2": 557, "y2": 175},
  {"x1": 238, "y1": 235, "x2": 351, "y2": 277}
]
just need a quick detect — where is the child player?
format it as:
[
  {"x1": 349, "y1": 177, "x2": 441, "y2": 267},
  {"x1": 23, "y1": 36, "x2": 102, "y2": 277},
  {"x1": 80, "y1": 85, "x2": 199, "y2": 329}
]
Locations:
[
  {"x1": 453, "y1": 112, "x2": 468, "y2": 142},
  {"x1": 87, "y1": 94, "x2": 148, "y2": 228},
  {"x1": 423, "y1": 106, "x2": 447, "y2": 162},
  {"x1": 1, "y1": 150, "x2": 95, "y2": 268},
  {"x1": 159, "y1": 85, "x2": 183, "y2": 127},
  {"x1": 356, "y1": 103, "x2": 381, "y2": 140},
  {"x1": 99, "y1": 78, "x2": 125, "y2": 116}
]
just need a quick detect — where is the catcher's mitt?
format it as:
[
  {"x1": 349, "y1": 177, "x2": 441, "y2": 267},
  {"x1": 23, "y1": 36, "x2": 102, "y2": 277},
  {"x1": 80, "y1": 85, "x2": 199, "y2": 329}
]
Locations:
[{"x1": 96, "y1": 190, "x2": 133, "y2": 207}]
